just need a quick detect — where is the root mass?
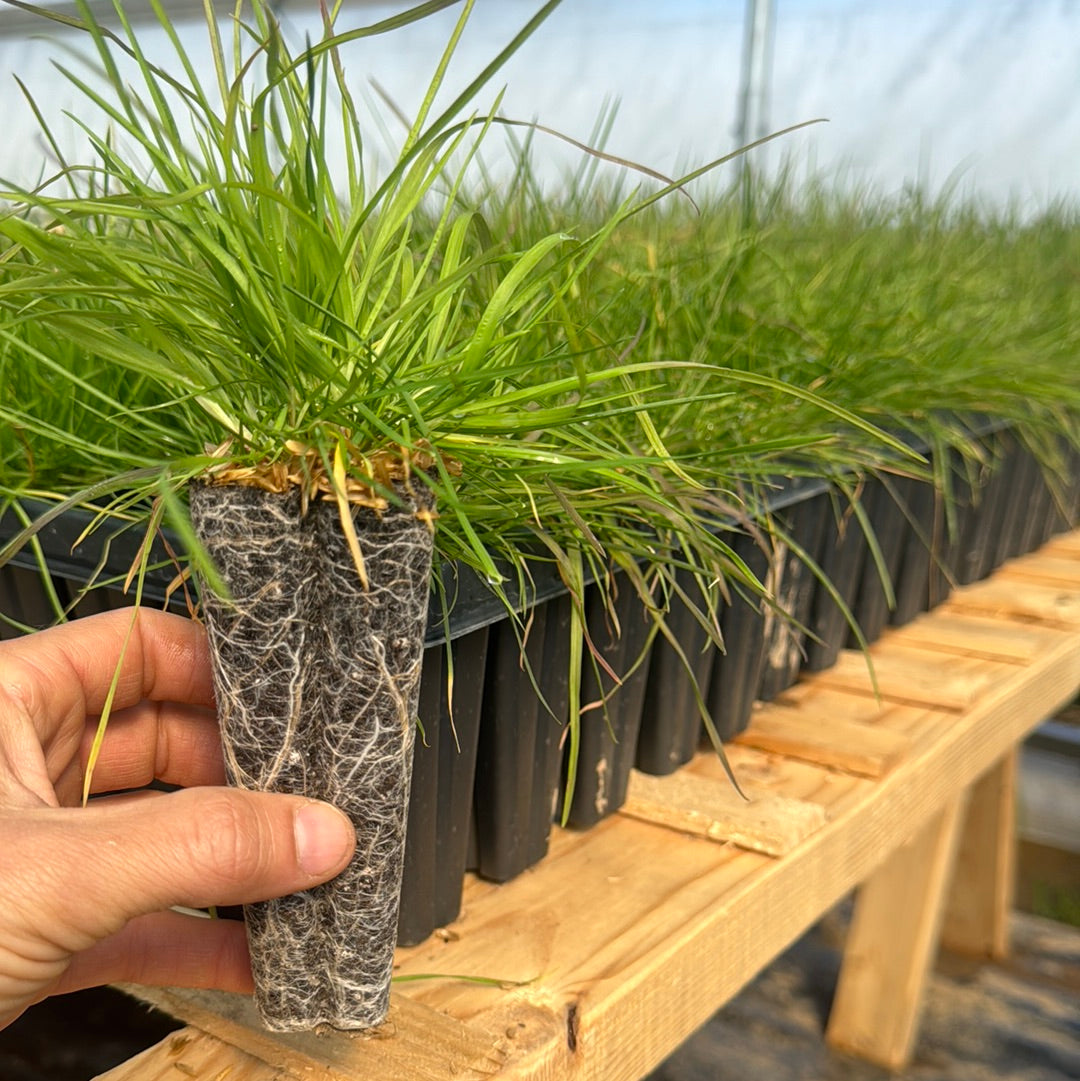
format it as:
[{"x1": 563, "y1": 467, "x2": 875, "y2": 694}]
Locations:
[{"x1": 190, "y1": 481, "x2": 434, "y2": 1031}]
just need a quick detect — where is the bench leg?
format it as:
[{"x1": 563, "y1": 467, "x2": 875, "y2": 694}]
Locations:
[
  {"x1": 940, "y1": 751, "x2": 1016, "y2": 959},
  {"x1": 826, "y1": 795, "x2": 967, "y2": 1070}
]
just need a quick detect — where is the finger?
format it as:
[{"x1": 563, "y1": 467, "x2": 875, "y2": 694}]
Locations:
[
  {"x1": 19, "y1": 788, "x2": 356, "y2": 940},
  {"x1": 48, "y1": 911, "x2": 253, "y2": 998},
  {"x1": 0, "y1": 609, "x2": 214, "y2": 758},
  {"x1": 72, "y1": 700, "x2": 225, "y2": 800}
]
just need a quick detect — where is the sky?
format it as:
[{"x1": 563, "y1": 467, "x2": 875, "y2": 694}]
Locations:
[{"x1": 0, "y1": 0, "x2": 1077, "y2": 210}]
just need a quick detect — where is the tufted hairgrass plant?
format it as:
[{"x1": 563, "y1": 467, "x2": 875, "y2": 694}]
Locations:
[{"x1": 0, "y1": 0, "x2": 911, "y2": 832}]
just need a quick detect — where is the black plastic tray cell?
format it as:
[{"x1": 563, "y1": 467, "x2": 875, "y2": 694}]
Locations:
[
  {"x1": 562, "y1": 577, "x2": 654, "y2": 830},
  {"x1": 1066, "y1": 444, "x2": 1080, "y2": 530},
  {"x1": 0, "y1": 563, "x2": 121, "y2": 632},
  {"x1": 397, "y1": 626, "x2": 488, "y2": 946},
  {"x1": 1004, "y1": 447, "x2": 1036, "y2": 560},
  {"x1": 928, "y1": 445, "x2": 980, "y2": 605},
  {"x1": 926, "y1": 487, "x2": 957, "y2": 611},
  {"x1": 994, "y1": 445, "x2": 1038, "y2": 565},
  {"x1": 0, "y1": 500, "x2": 179, "y2": 610},
  {"x1": 0, "y1": 569, "x2": 17, "y2": 640},
  {"x1": 1041, "y1": 440, "x2": 1078, "y2": 542},
  {"x1": 1062, "y1": 443, "x2": 1080, "y2": 534},
  {"x1": 756, "y1": 489, "x2": 831, "y2": 702},
  {"x1": 397, "y1": 645, "x2": 443, "y2": 944},
  {"x1": 0, "y1": 565, "x2": 57, "y2": 636},
  {"x1": 525, "y1": 593, "x2": 575, "y2": 866},
  {"x1": 70, "y1": 585, "x2": 132, "y2": 618},
  {"x1": 635, "y1": 569, "x2": 718, "y2": 776},
  {"x1": 953, "y1": 456, "x2": 1002, "y2": 585},
  {"x1": 930, "y1": 440, "x2": 998, "y2": 609},
  {"x1": 1017, "y1": 455, "x2": 1055, "y2": 559},
  {"x1": 805, "y1": 488, "x2": 873, "y2": 672},
  {"x1": 465, "y1": 813, "x2": 479, "y2": 874},
  {"x1": 889, "y1": 475, "x2": 940, "y2": 628},
  {"x1": 1048, "y1": 444, "x2": 1076, "y2": 536},
  {"x1": 995, "y1": 438, "x2": 1030, "y2": 570},
  {"x1": 847, "y1": 477, "x2": 913, "y2": 648},
  {"x1": 432, "y1": 627, "x2": 487, "y2": 920},
  {"x1": 472, "y1": 593, "x2": 572, "y2": 882},
  {"x1": 706, "y1": 529, "x2": 772, "y2": 742},
  {"x1": 958, "y1": 435, "x2": 1020, "y2": 585},
  {"x1": 1023, "y1": 449, "x2": 1056, "y2": 556},
  {"x1": 1033, "y1": 444, "x2": 1076, "y2": 550}
]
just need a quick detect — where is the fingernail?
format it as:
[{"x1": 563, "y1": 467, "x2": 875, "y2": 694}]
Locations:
[{"x1": 294, "y1": 802, "x2": 354, "y2": 877}]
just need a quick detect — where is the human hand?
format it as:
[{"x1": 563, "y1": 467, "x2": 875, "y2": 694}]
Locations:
[{"x1": 0, "y1": 607, "x2": 356, "y2": 1028}]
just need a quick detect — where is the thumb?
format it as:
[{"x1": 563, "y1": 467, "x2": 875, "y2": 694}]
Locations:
[{"x1": 25, "y1": 787, "x2": 356, "y2": 942}]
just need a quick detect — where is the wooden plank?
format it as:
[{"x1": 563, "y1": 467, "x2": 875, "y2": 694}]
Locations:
[
  {"x1": 733, "y1": 705, "x2": 909, "y2": 778},
  {"x1": 806, "y1": 646, "x2": 1000, "y2": 710},
  {"x1": 769, "y1": 687, "x2": 952, "y2": 752},
  {"x1": 773, "y1": 681, "x2": 892, "y2": 723},
  {"x1": 947, "y1": 577, "x2": 1080, "y2": 626},
  {"x1": 889, "y1": 611, "x2": 1062, "y2": 663},
  {"x1": 941, "y1": 752, "x2": 1017, "y2": 960},
  {"x1": 826, "y1": 796, "x2": 968, "y2": 1071},
  {"x1": 771, "y1": 684, "x2": 951, "y2": 749},
  {"x1": 120, "y1": 985, "x2": 504, "y2": 1081},
  {"x1": 94, "y1": 1026, "x2": 289, "y2": 1080},
  {"x1": 620, "y1": 767, "x2": 827, "y2": 856},
  {"x1": 1040, "y1": 534, "x2": 1080, "y2": 559},
  {"x1": 998, "y1": 554, "x2": 1080, "y2": 588},
  {"x1": 689, "y1": 741, "x2": 871, "y2": 814}
]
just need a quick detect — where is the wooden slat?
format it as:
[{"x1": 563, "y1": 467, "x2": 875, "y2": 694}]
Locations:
[
  {"x1": 940, "y1": 752, "x2": 1017, "y2": 960},
  {"x1": 121, "y1": 985, "x2": 505, "y2": 1081},
  {"x1": 765, "y1": 692, "x2": 956, "y2": 756},
  {"x1": 691, "y1": 740, "x2": 872, "y2": 813},
  {"x1": 889, "y1": 611, "x2": 1062, "y2": 663},
  {"x1": 998, "y1": 554, "x2": 1080, "y2": 587},
  {"x1": 806, "y1": 646, "x2": 1000, "y2": 710},
  {"x1": 733, "y1": 704, "x2": 909, "y2": 778},
  {"x1": 620, "y1": 767, "x2": 827, "y2": 856},
  {"x1": 826, "y1": 796, "x2": 968, "y2": 1070},
  {"x1": 1040, "y1": 533, "x2": 1080, "y2": 559},
  {"x1": 570, "y1": 631, "x2": 1076, "y2": 1081},
  {"x1": 947, "y1": 577, "x2": 1080, "y2": 626},
  {"x1": 95, "y1": 1026, "x2": 289, "y2": 1080}
]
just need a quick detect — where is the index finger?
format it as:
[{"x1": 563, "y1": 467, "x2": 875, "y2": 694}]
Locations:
[{"x1": 0, "y1": 608, "x2": 215, "y2": 750}]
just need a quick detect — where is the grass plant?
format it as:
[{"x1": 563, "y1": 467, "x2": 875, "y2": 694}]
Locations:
[
  {"x1": 0, "y1": 0, "x2": 897, "y2": 767},
  {"x1": 594, "y1": 172, "x2": 1080, "y2": 475},
  {"x1": 0, "y1": 0, "x2": 875, "y2": 1031},
  {"x1": 0, "y1": 1, "x2": 850, "y2": 603}
]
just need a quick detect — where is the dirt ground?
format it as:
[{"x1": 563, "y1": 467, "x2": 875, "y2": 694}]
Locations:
[
  {"x1": 646, "y1": 906, "x2": 1080, "y2": 1081},
  {"x1": 0, "y1": 985, "x2": 181, "y2": 1081}
]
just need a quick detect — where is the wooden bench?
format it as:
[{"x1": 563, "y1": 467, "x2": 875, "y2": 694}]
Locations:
[{"x1": 101, "y1": 530, "x2": 1080, "y2": 1081}]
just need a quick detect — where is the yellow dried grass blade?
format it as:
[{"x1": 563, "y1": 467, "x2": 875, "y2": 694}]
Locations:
[
  {"x1": 333, "y1": 439, "x2": 369, "y2": 591},
  {"x1": 559, "y1": 546, "x2": 585, "y2": 826},
  {"x1": 82, "y1": 497, "x2": 164, "y2": 806}
]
